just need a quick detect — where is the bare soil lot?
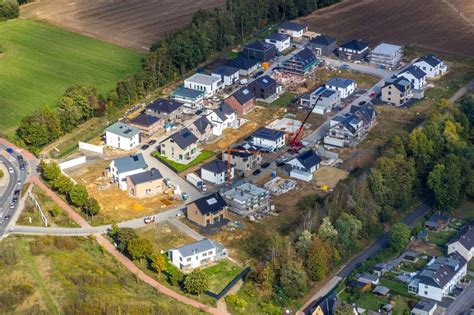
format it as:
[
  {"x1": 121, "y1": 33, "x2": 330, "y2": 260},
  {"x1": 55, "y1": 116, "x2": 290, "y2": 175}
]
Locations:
[
  {"x1": 299, "y1": 0, "x2": 474, "y2": 57},
  {"x1": 21, "y1": 0, "x2": 225, "y2": 51}
]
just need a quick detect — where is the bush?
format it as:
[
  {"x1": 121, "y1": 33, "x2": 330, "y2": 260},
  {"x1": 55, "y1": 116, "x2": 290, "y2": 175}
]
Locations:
[
  {"x1": 53, "y1": 237, "x2": 80, "y2": 251},
  {"x1": 0, "y1": 0, "x2": 19, "y2": 21},
  {"x1": 0, "y1": 243, "x2": 19, "y2": 267},
  {"x1": 0, "y1": 284, "x2": 34, "y2": 309},
  {"x1": 183, "y1": 270, "x2": 209, "y2": 295},
  {"x1": 225, "y1": 294, "x2": 248, "y2": 312},
  {"x1": 0, "y1": 169, "x2": 3, "y2": 178},
  {"x1": 49, "y1": 206, "x2": 62, "y2": 218}
]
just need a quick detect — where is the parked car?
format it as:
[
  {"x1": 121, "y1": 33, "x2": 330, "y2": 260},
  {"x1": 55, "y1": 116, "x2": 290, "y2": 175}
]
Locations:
[
  {"x1": 261, "y1": 162, "x2": 271, "y2": 169},
  {"x1": 4, "y1": 215, "x2": 10, "y2": 221},
  {"x1": 340, "y1": 64, "x2": 350, "y2": 70},
  {"x1": 252, "y1": 169, "x2": 261, "y2": 176},
  {"x1": 17, "y1": 155, "x2": 24, "y2": 162},
  {"x1": 141, "y1": 144, "x2": 150, "y2": 150},
  {"x1": 9, "y1": 203, "x2": 15, "y2": 209},
  {"x1": 19, "y1": 163, "x2": 25, "y2": 170},
  {"x1": 143, "y1": 216, "x2": 155, "y2": 224},
  {"x1": 369, "y1": 92, "x2": 377, "y2": 99},
  {"x1": 8, "y1": 167, "x2": 13, "y2": 173},
  {"x1": 5, "y1": 148, "x2": 14, "y2": 154},
  {"x1": 148, "y1": 140, "x2": 157, "y2": 145}
]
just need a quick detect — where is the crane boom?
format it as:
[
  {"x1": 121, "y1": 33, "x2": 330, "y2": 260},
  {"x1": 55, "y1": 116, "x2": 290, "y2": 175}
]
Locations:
[{"x1": 289, "y1": 94, "x2": 323, "y2": 150}]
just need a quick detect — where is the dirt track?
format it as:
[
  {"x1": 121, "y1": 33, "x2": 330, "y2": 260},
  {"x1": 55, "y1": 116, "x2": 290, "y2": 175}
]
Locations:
[
  {"x1": 299, "y1": 0, "x2": 474, "y2": 57},
  {"x1": 20, "y1": 0, "x2": 225, "y2": 51}
]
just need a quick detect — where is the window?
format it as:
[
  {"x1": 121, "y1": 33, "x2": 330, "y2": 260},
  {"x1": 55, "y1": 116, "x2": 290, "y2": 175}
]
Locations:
[
  {"x1": 179, "y1": 257, "x2": 182, "y2": 261},
  {"x1": 388, "y1": 91, "x2": 391, "y2": 95},
  {"x1": 187, "y1": 257, "x2": 191, "y2": 262},
  {"x1": 424, "y1": 291, "x2": 428, "y2": 295}
]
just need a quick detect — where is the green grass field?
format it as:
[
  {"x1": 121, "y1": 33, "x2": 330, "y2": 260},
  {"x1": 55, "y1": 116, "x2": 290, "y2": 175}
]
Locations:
[
  {"x1": 0, "y1": 19, "x2": 144, "y2": 136},
  {"x1": 152, "y1": 150, "x2": 215, "y2": 173}
]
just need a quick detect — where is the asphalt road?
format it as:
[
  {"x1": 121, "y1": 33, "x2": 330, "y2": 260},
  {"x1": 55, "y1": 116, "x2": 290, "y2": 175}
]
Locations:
[
  {"x1": 302, "y1": 200, "x2": 433, "y2": 315},
  {"x1": 445, "y1": 281, "x2": 474, "y2": 315}
]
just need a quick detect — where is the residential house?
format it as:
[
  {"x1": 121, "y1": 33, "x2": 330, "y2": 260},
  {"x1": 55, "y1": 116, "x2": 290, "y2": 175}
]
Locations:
[
  {"x1": 224, "y1": 86, "x2": 255, "y2": 115},
  {"x1": 109, "y1": 153, "x2": 147, "y2": 190},
  {"x1": 325, "y1": 77, "x2": 356, "y2": 99},
  {"x1": 411, "y1": 300, "x2": 437, "y2": 315},
  {"x1": 338, "y1": 39, "x2": 370, "y2": 61},
  {"x1": 186, "y1": 193, "x2": 229, "y2": 227},
  {"x1": 404, "y1": 250, "x2": 421, "y2": 263},
  {"x1": 250, "y1": 127, "x2": 286, "y2": 151},
  {"x1": 226, "y1": 57, "x2": 259, "y2": 76},
  {"x1": 146, "y1": 98, "x2": 184, "y2": 123},
  {"x1": 447, "y1": 221, "x2": 474, "y2": 261},
  {"x1": 324, "y1": 102, "x2": 377, "y2": 147},
  {"x1": 424, "y1": 212, "x2": 450, "y2": 230},
  {"x1": 159, "y1": 128, "x2": 199, "y2": 164},
  {"x1": 241, "y1": 40, "x2": 277, "y2": 62},
  {"x1": 249, "y1": 75, "x2": 278, "y2": 100},
  {"x1": 211, "y1": 66, "x2": 240, "y2": 87},
  {"x1": 381, "y1": 76, "x2": 413, "y2": 106},
  {"x1": 408, "y1": 253, "x2": 467, "y2": 301},
  {"x1": 278, "y1": 21, "x2": 308, "y2": 40},
  {"x1": 311, "y1": 293, "x2": 340, "y2": 315},
  {"x1": 309, "y1": 35, "x2": 337, "y2": 56},
  {"x1": 357, "y1": 273, "x2": 380, "y2": 285},
  {"x1": 280, "y1": 48, "x2": 319, "y2": 76},
  {"x1": 168, "y1": 239, "x2": 228, "y2": 271},
  {"x1": 300, "y1": 86, "x2": 341, "y2": 114},
  {"x1": 128, "y1": 113, "x2": 162, "y2": 136},
  {"x1": 222, "y1": 182, "x2": 271, "y2": 216},
  {"x1": 188, "y1": 116, "x2": 213, "y2": 142},
  {"x1": 413, "y1": 54, "x2": 447, "y2": 78},
  {"x1": 206, "y1": 103, "x2": 237, "y2": 136},
  {"x1": 171, "y1": 87, "x2": 204, "y2": 108},
  {"x1": 396, "y1": 66, "x2": 427, "y2": 90},
  {"x1": 105, "y1": 121, "x2": 140, "y2": 151},
  {"x1": 372, "y1": 286, "x2": 390, "y2": 296},
  {"x1": 265, "y1": 33, "x2": 291, "y2": 53},
  {"x1": 286, "y1": 149, "x2": 321, "y2": 182},
  {"x1": 127, "y1": 168, "x2": 164, "y2": 198},
  {"x1": 222, "y1": 145, "x2": 262, "y2": 174},
  {"x1": 373, "y1": 263, "x2": 389, "y2": 276},
  {"x1": 201, "y1": 160, "x2": 234, "y2": 185},
  {"x1": 184, "y1": 73, "x2": 224, "y2": 98},
  {"x1": 369, "y1": 43, "x2": 403, "y2": 68}
]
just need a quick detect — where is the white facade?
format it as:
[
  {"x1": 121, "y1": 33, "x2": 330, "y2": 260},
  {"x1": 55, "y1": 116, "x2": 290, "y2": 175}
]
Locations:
[
  {"x1": 184, "y1": 73, "x2": 223, "y2": 97},
  {"x1": 413, "y1": 59, "x2": 447, "y2": 79},
  {"x1": 201, "y1": 167, "x2": 234, "y2": 185},
  {"x1": 206, "y1": 111, "x2": 237, "y2": 136},
  {"x1": 109, "y1": 161, "x2": 146, "y2": 191},
  {"x1": 397, "y1": 70, "x2": 427, "y2": 90},
  {"x1": 211, "y1": 71, "x2": 239, "y2": 87},
  {"x1": 251, "y1": 135, "x2": 285, "y2": 151},
  {"x1": 106, "y1": 130, "x2": 139, "y2": 151},
  {"x1": 265, "y1": 37, "x2": 290, "y2": 52},
  {"x1": 168, "y1": 239, "x2": 228, "y2": 271},
  {"x1": 325, "y1": 81, "x2": 356, "y2": 99},
  {"x1": 448, "y1": 241, "x2": 473, "y2": 261},
  {"x1": 278, "y1": 28, "x2": 304, "y2": 40}
]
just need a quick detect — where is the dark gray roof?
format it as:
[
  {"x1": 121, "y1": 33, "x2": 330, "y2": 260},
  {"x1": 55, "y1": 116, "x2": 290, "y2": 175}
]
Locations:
[
  {"x1": 193, "y1": 116, "x2": 211, "y2": 134},
  {"x1": 295, "y1": 150, "x2": 321, "y2": 170},
  {"x1": 194, "y1": 193, "x2": 227, "y2": 215},
  {"x1": 173, "y1": 238, "x2": 216, "y2": 257},
  {"x1": 266, "y1": 32, "x2": 289, "y2": 42},
  {"x1": 449, "y1": 221, "x2": 474, "y2": 250},
  {"x1": 173, "y1": 87, "x2": 204, "y2": 99},
  {"x1": 128, "y1": 168, "x2": 163, "y2": 185},
  {"x1": 147, "y1": 98, "x2": 183, "y2": 114},
  {"x1": 279, "y1": 21, "x2": 306, "y2": 32},
  {"x1": 418, "y1": 253, "x2": 467, "y2": 288},
  {"x1": 113, "y1": 154, "x2": 147, "y2": 174},
  {"x1": 413, "y1": 300, "x2": 437, "y2": 312},
  {"x1": 251, "y1": 127, "x2": 285, "y2": 141},
  {"x1": 202, "y1": 160, "x2": 228, "y2": 174},
  {"x1": 129, "y1": 113, "x2": 160, "y2": 127},
  {"x1": 244, "y1": 40, "x2": 276, "y2": 52},
  {"x1": 291, "y1": 48, "x2": 318, "y2": 67},
  {"x1": 212, "y1": 65, "x2": 239, "y2": 77},
  {"x1": 426, "y1": 212, "x2": 450, "y2": 227},
  {"x1": 416, "y1": 54, "x2": 443, "y2": 67},
  {"x1": 170, "y1": 128, "x2": 198, "y2": 149},
  {"x1": 310, "y1": 35, "x2": 337, "y2": 46},
  {"x1": 326, "y1": 77, "x2": 355, "y2": 89},
  {"x1": 226, "y1": 56, "x2": 259, "y2": 71},
  {"x1": 399, "y1": 66, "x2": 427, "y2": 80},
  {"x1": 250, "y1": 75, "x2": 276, "y2": 89},
  {"x1": 339, "y1": 39, "x2": 369, "y2": 52},
  {"x1": 383, "y1": 76, "x2": 412, "y2": 92},
  {"x1": 105, "y1": 122, "x2": 140, "y2": 138},
  {"x1": 213, "y1": 103, "x2": 236, "y2": 121},
  {"x1": 231, "y1": 86, "x2": 254, "y2": 105}
]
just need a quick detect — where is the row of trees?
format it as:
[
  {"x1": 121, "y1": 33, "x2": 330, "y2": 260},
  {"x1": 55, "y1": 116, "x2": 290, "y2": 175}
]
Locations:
[{"x1": 38, "y1": 161, "x2": 100, "y2": 217}]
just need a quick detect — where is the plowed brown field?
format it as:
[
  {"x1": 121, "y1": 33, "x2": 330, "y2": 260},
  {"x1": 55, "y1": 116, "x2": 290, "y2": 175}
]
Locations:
[{"x1": 21, "y1": 0, "x2": 225, "y2": 51}]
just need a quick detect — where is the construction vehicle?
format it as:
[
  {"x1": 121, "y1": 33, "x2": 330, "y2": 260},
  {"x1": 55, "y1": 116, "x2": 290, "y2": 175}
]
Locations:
[
  {"x1": 186, "y1": 173, "x2": 207, "y2": 191},
  {"x1": 288, "y1": 94, "x2": 324, "y2": 154}
]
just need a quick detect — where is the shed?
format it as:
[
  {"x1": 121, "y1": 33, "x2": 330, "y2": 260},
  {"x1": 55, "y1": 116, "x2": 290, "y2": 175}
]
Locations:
[{"x1": 372, "y1": 285, "x2": 390, "y2": 296}]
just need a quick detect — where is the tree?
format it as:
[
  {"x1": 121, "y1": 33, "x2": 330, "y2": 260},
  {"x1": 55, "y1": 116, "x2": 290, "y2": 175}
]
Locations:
[
  {"x1": 408, "y1": 128, "x2": 435, "y2": 177},
  {"x1": 0, "y1": 169, "x2": 3, "y2": 178},
  {"x1": 279, "y1": 261, "x2": 307, "y2": 298},
  {"x1": 225, "y1": 294, "x2": 248, "y2": 312},
  {"x1": 127, "y1": 237, "x2": 153, "y2": 260},
  {"x1": 149, "y1": 253, "x2": 165, "y2": 275},
  {"x1": 295, "y1": 230, "x2": 312, "y2": 258},
  {"x1": 258, "y1": 261, "x2": 275, "y2": 292},
  {"x1": 389, "y1": 223, "x2": 411, "y2": 253},
  {"x1": 84, "y1": 198, "x2": 100, "y2": 216},
  {"x1": 335, "y1": 213, "x2": 362, "y2": 255},
  {"x1": 184, "y1": 270, "x2": 209, "y2": 295},
  {"x1": 318, "y1": 216, "x2": 338, "y2": 243},
  {"x1": 68, "y1": 184, "x2": 89, "y2": 208},
  {"x1": 114, "y1": 228, "x2": 137, "y2": 252},
  {"x1": 49, "y1": 206, "x2": 61, "y2": 218},
  {"x1": 0, "y1": 0, "x2": 19, "y2": 20},
  {"x1": 39, "y1": 161, "x2": 61, "y2": 182},
  {"x1": 306, "y1": 237, "x2": 329, "y2": 281},
  {"x1": 51, "y1": 174, "x2": 74, "y2": 195},
  {"x1": 108, "y1": 223, "x2": 119, "y2": 239},
  {"x1": 17, "y1": 107, "x2": 62, "y2": 148}
]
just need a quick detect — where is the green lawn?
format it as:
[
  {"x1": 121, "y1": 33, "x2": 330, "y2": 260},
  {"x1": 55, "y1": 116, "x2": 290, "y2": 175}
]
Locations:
[
  {"x1": 202, "y1": 259, "x2": 243, "y2": 294},
  {"x1": 0, "y1": 19, "x2": 144, "y2": 136},
  {"x1": 468, "y1": 259, "x2": 474, "y2": 272},
  {"x1": 355, "y1": 293, "x2": 387, "y2": 311},
  {"x1": 152, "y1": 150, "x2": 215, "y2": 173},
  {"x1": 380, "y1": 278, "x2": 416, "y2": 298},
  {"x1": 427, "y1": 229, "x2": 457, "y2": 246},
  {"x1": 272, "y1": 92, "x2": 297, "y2": 107}
]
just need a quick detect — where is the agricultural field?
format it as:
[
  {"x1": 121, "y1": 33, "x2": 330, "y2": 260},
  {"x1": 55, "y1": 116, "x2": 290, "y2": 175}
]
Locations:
[
  {"x1": 0, "y1": 19, "x2": 144, "y2": 137},
  {"x1": 20, "y1": 0, "x2": 225, "y2": 51},
  {"x1": 0, "y1": 236, "x2": 200, "y2": 314},
  {"x1": 299, "y1": 0, "x2": 474, "y2": 57}
]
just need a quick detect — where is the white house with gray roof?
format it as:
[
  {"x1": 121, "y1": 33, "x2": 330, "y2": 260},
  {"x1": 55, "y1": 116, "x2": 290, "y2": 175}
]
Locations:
[
  {"x1": 447, "y1": 221, "x2": 474, "y2": 261},
  {"x1": 413, "y1": 54, "x2": 447, "y2": 79},
  {"x1": 105, "y1": 122, "x2": 140, "y2": 151},
  {"x1": 184, "y1": 73, "x2": 224, "y2": 98},
  {"x1": 325, "y1": 77, "x2": 356, "y2": 99},
  {"x1": 369, "y1": 43, "x2": 403, "y2": 68},
  {"x1": 411, "y1": 300, "x2": 437, "y2": 315},
  {"x1": 168, "y1": 239, "x2": 228, "y2": 271},
  {"x1": 109, "y1": 153, "x2": 148, "y2": 190},
  {"x1": 206, "y1": 103, "x2": 237, "y2": 136},
  {"x1": 396, "y1": 66, "x2": 427, "y2": 90},
  {"x1": 201, "y1": 159, "x2": 234, "y2": 185},
  {"x1": 286, "y1": 149, "x2": 321, "y2": 182},
  {"x1": 160, "y1": 128, "x2": 199, "y2": 164}
]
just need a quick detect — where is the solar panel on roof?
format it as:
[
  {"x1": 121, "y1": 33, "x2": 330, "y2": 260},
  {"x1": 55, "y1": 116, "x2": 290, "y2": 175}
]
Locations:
[
  {"x1": 207, "y1": 198, "x2": 217, "y2": 205},
  {"x1": 242, "y1": 90, "x2": 249, "y2": 95},
  {"x1": 263, "y1": 79, "x2": 268, "y2": 83}
]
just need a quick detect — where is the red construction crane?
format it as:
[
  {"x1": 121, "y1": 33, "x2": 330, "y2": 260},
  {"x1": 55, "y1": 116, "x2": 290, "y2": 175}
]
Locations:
[{"x1": 289, "y1": 94, "x2": 324, "y2": 153}]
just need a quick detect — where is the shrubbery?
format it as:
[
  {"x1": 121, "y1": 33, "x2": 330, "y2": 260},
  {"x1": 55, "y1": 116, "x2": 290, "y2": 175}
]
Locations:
[{"x1": 0, "y1": 0, "x2": 19, "y2": 21}]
